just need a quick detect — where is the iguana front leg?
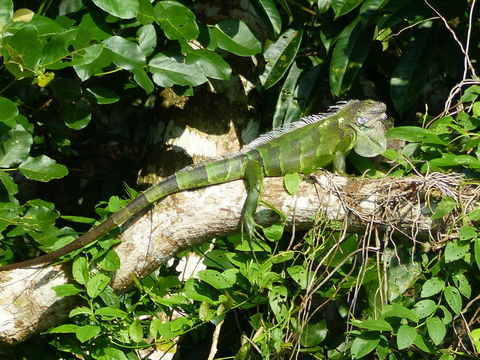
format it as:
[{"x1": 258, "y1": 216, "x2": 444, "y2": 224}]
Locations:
[
  {"x1": 333, "y1": 150, "x2": 347, "y2": 175},
  {"x1": 241, "y1": 160, "x2": 264, "y2": 239}
]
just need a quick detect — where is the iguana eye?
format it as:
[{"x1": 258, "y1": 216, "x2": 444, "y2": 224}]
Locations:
[{"x1": 356, "y1": 116, "x2": 367, "y2": 125}]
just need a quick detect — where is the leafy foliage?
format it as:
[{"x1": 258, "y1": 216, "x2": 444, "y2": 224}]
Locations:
[{"x1": 0, "y1": 0, "x2": 479, "y2": 359}]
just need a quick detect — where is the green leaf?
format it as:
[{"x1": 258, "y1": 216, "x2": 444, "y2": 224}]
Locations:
[
  {"x1": 97, "y1": 249, "x2": 121, "y2": 272},
  {"x1": 412, "y1": 299, "x2": 437, "y2": 319},
  {"x1": 330, "y1": 16, "x2": 371, "y2": 96},
  {"x1": 48, "y1": 324, "x2": 80, "y2": 334},
  {"x1": 154, "y1": 1, "x2": 199, "y2": 40},
  {"x1": 271, "y1": 251, "x2": 294, "y2": 264},
  {"x1": 351, "y1": 332, "x2": 380, "y2": 359},
  {"x1": 263, "y1": 223, "x2": 284, "y2": 242},
  {"x1": 129, "y1": 319, "x2": 143, "y2": 342},
  {"x1": 459, "y1": 226, "x2": 477, "y2": 240},
  {"x1": 133, "y1": 68, "x2": 154, "y2": 93},
  {"x1": 4, "y1": 25, "x2": 42, "y2": 72},
  {"x1": 429, "y1": 153, "x2": 480, "y2": 169},
  {"x1": 471, "y1": 328, "x2": 480, "y2": 353},
  {"x1": 76, "y1": 324, "x2": 101, "y2": 343},
  {"x1": 431, "y1": 196, "x2": 456, "y2": 220},
  {"x1": 149, "y1": 53, "x2": 207, "y2": 87},
  {"x1": 351, "y1": 319, "x2": 393, "y2": 332},
  {"x1": 41, "y1": 29, "x2": 79, "y2": 70},
  {"x1": 299, "y1": 320, "x2": 327, "y2": 347},
  {"x1": 0, "y1": 170, "x2": 18, "y2": 195},
  {"x1": 440, "y1": 305, "x2": 453, "y2": 323},
  {"x1": 86, "y1": 273, "x2": 111, "y2": 298},
  {"x1": 137, "y1": 24, "x2": 157, "y2": 57},
  {"x1": 28, "y1": 14, "x2": 63, "y2": 35},
  {"x1": 460, "y1": 85, "x2": 480, "y2": 103},
  {"x1": 414, "y1": 333, "x2": 436, "y2": 354},
  {"x1": 396, "y1": 324, "x2": 416, "y2": 350},
  {"x1": 103, "y1": 36, "x2": 146, "y2": 71},
  {"x1": 65, "y1": 98, "x2": 92, "y2": 130},
  {"x1": 329, "y1": 0, "x2": 388, "y2": 95},
  {"x1": 184, "y1": 278, "x2": 218, "y2": 303},
  {"x1": 272, "y1": 60, "x2": 322, "y2": 128},
  {"x1": 185, "y1": 50, "x2": 232, "y2": 80},
  {"x1": 137, "y1": 0, "x2": 155, "y2": 24},
  {"x1": 0, "y1": 0, "x2": 13, "y2": 29},
  {"x1": 0, "y1": 97, "x2": 19, "y2": 123},
  {"x1": 426, "y1": 317, "x2": 446, "y2": 345},
  {"x1": 22, "y1": 199, "x2": 59, "y2": 233},
  {"x1": 0, "y1": 128, "x2": 32, "y2": 167},
  {"x1": 70, "y1": 306, "x2": 94, "y2": 318},
  {"x1": 211, "y1": 19, "x2": 262, "y2": 56},
  {"x1": 92, "y1": 346, "x2": 129, "y2": 360},
  {"x1": 444, "y1": 239, "x2": 469, "y2": 263},
  {"x1": 475, "y1": 238, "x2": 480, "y2": 270},
  {"x1": 331, "y1": 0, "x2": 362, "y2": 17},
  {"x1": 255, "y1": 0, "x2": 282, "y2": 36},
  {"x1": 444, "y1": 286, "x2": 462, "y2": 314},
  {"x1": 421, "y1": 277, "x2": 445, "y2": 297},
  {"x1": 390, "y1": 24, "x2": 432, "y2": 113},
  {"x1": 72, "y1": 256, "x2": 89, "y2": 285},
  {"x1": 155, "y1": 317, "x2": 191, "y2": 340},
  {"x1": 96, "y1": 293, "x2": 122, "y2": 313},
  {"x1": 86, "y1": 85, "x2": 120, "y2": 104},
  {"x1": 95, "y1": 306, "x2": 128, "y2": 318},
  {"x1": 198, "y1": 269, "x2": 237, "y2": 289},
  {"x1": 287, "y1": 265, "x2": 312, "y2": 289},
  {"x1": 53, "y1": 284, "x2": 83, "y2": 297},
  {"x1": 19, "y1": 155, "x2": 68, "y2": 182},
  {"x1": 70, "y1": 44, "x2": 104, "y2": 67},
  {"x1": 91, "y1": 0, "x2": 139, "y2": 19},
  {"x1": 260, "y1": 28, "x2": 303, "y2": 89},
  {"x1": 386, "y1": 126, "x2": 446, "y2": 145},
  {"x1": 453, "y1": 274, "x2": 472, "y2": 299},
  {"x1": 283, "y1": 172, "x2": 300, "y2": 195},
  {"x1": 61, "y1": 215, "x2": 95, "y2": 224},
  {"x1": 382, "y1": 302, "x2": 419, "y2": 323}
]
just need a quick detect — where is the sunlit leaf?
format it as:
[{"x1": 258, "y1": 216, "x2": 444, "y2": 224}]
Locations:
[
  {"x1": 185, "y1": 50, "x2": 232, "y2": 80},
  {"x1": 91, "y1": 0, "x2": 139, "y2": 19},
  {"x1": 444, "y1": 286, "x2": 462, "y2": 314},
  {"x1": 154, "y1": 1, "x2": 199, "y2": 40},
  {"x1": 149, "y1": 53, "x2": 207, "y2": 87},
  {"x1": 103, "y1": 36, "x2": 146, "y2": 70},
  {"x1": 255, "y1": 0, "x2": 282, "y2": 36},
  {"x1": 211, "y1": 19, "x2": 262, "y2": 56},
  {"x1": 260, "y1": 28, "x2": 303, "y2": 89},
  {"x1": 0, "y1": 128, "x2": 32, "y2": 167},
  {"x1": 19, "y1": 155, "x2": 68, "y2": 182},
  {"x1": 397, "y1": 324, "x2": 416, "y2": 350}
]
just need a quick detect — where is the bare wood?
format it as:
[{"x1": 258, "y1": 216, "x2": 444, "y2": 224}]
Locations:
[{"x1": 0, "y1": 172, "x2": 476, "y2": 345}]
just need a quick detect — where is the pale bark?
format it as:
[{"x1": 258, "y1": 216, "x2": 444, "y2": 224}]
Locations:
[{"x1": 0, "y1": 171, "x2": 476, "y2": 345}]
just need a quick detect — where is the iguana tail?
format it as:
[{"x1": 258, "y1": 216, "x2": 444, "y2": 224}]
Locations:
[{"x1": 0, "y1": 154, "x2": 249, "y2": 271}]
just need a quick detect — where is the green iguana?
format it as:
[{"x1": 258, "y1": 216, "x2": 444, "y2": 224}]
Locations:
[{"x1": 0, "y1": 99, "x2": 387, "y2": 271}]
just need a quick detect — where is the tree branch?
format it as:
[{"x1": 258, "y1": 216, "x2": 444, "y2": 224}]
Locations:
[{"x1": 0, "y1": 172, "x2": 476, "y2": 345}]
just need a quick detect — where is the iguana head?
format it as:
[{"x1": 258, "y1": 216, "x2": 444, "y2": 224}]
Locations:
[{"x1": 348, "y1": 99, "x2": 388, "y2": 158}]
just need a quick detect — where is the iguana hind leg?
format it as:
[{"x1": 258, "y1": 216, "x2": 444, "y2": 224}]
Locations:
[{"x1": 241, "y1": 159, "x2": 264, "y2": 239}]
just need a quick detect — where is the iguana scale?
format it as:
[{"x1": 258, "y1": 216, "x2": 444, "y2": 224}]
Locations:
[{"x1": 0, "y1": 99, "x2": 387, "y2": 271}]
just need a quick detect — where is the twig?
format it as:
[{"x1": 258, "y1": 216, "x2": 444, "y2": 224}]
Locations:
[{"x1": 207, "y1": 319, "x2": 224, "y2": 360}]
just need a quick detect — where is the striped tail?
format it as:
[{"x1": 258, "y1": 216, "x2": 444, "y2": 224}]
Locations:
[{"x1": 0, "y1": 154, "x2": 248, "y2": 270}]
